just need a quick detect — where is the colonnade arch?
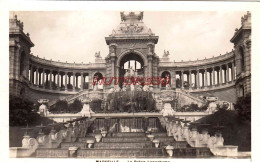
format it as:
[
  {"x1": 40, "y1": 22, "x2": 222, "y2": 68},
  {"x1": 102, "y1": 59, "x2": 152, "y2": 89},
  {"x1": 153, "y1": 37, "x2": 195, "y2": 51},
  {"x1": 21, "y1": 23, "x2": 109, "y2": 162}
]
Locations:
[
  {"x1": 28, "y1": 65, "x2": 94, "y2": 91},
  {"x1": 118, "y1": 52, "x2": 145, "y2": 88},
  {"x1": 161, "y1": 71, "x2": 171, "y2": 88},
  {"x1": 93, "y1": 72, "x2": 104, "y2": 90},
  {"x1": 170, "y1": 61, "x2": 236, "y2": 90}
]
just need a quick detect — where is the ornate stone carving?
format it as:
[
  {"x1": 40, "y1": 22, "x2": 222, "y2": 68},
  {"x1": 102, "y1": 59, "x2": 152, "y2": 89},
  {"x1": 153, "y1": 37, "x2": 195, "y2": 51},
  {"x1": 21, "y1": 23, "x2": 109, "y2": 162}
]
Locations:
[
  {"x1": 109, "y1": 45, "x2": 116, "y2": 54},
  {"x1": 120, "y1": 11, "x2": 143, "y2": 22},
  {"x1": 120, "y1": 24, "x2": 143, "y2": 34}
]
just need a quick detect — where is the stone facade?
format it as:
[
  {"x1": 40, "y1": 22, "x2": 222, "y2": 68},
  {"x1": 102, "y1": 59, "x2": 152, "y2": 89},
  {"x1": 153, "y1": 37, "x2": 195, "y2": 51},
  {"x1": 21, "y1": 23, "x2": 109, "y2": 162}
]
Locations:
[
  {"x1": 231, "y1": 11, "x2": 251, "y2": 97},
  {"x1": 9, "y1": 12, "x2": 251, "y2": 104}
]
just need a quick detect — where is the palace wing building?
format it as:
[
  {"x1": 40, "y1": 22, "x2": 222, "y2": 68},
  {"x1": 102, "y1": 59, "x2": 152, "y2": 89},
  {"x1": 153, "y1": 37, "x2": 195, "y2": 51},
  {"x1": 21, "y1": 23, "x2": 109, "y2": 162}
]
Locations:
[{"x1": 9, "y1": 11, "x2": 251, "y2": 106}]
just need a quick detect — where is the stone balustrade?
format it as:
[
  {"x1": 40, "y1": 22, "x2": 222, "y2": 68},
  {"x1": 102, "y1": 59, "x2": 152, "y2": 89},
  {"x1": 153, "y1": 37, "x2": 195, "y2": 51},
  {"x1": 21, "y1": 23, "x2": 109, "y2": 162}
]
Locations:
[
  {"x1": 26, "y1": 49, "x2": 236, "y2": 95},
  {"x1": 160, "y1": 117, "x2": 238, "y2": 157},
  {"x1": 10, "y1": 119, "x2": 92, "y2": 158}
]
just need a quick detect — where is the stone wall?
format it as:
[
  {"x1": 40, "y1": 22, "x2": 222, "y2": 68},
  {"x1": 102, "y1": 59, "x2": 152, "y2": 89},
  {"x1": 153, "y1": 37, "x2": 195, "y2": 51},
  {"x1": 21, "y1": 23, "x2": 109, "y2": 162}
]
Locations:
[
  {"x1": 191, "y1": 85, "x2": 236, "y2": 103},
  {"x1": 26, "y1": 88, "x2": 70, "y2": 104}
]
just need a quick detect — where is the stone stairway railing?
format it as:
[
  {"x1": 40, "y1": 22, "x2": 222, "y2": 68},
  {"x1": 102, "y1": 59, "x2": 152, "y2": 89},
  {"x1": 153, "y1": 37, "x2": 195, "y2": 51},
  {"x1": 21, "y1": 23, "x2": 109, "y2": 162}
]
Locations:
[
  {"x1": 10, "y1": 115, "x2": 216, "y2": 158},
  {"x1": 176, "y1": 89, "x2": 205, "y2": 106},
  {"x1": 9, "y1": 118, "x2": 94, "y2": 158},
  {"x1": 155, "y1": 89, "x2": 206, "y2": 111},
  {"x1": 49, "y1": 90, "x2": 91, "y2": 107},
  {"x1": 159, "y1": 116, "x2": 238, "y2": 157}
]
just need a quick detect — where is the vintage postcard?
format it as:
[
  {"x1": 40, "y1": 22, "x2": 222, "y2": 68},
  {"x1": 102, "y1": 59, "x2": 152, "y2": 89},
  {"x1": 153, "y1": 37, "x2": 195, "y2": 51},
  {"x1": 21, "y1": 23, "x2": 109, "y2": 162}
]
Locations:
[{"x1": 2, "y1": 1, "x2": 260, "y2": 162}]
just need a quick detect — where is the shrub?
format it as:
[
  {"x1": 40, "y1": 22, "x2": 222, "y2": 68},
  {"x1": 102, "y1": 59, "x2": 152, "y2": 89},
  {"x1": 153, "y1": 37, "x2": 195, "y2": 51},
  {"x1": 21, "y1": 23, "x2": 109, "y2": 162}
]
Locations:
[
  {"x1": 69, "y1": 99, "x2": 83, "y2": 113},
  {"x1": 9, "y1": 95, "x2": 40, "y2": 126},
  {"x1": 51, "y1": 100, "x2": 68, "y2": 113},
  {"x1": 234, "y1": 93, "x2": 251, "y2": 121}
]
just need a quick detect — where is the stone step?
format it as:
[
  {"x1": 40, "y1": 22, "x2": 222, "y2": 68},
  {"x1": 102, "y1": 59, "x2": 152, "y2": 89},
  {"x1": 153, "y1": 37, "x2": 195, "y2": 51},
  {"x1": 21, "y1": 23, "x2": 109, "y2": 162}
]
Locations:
[
  {"x1": 171, "y1": 147, "x2": 213, "y2": 157},
  {"x1": 102, "y1": 137, "x2": 148, "y2": 142},
  {"x1": 61, "y1": 142, "x2": 88, "y2": 149},
  {"x1": 77, "y1": 137, "x2": 95, "y2": 142},
  {"x1": 112, "y1": 132, "x2": 146, "y2": 137},
  {"x1": 154, "y1": 136, "x2": 175, "y2": 142},
  {"x1": 94, "y1": 141, "x2": 153, "y2": 149},
  {"x1": 77, "y1": 148, "x2": 165, "y2": 158},
  {"x1": 151, "y1": 132, "x2": 168, "y2": 137},
  {"x1": 161, "y1": 141, "x2": 189, "y2": 148},
  {"x1": 35, "y1": 147, "x2": 212, "y2": 158},
  {"x1": 36, "y1": 148, "x2": 69, "y2": 158}
]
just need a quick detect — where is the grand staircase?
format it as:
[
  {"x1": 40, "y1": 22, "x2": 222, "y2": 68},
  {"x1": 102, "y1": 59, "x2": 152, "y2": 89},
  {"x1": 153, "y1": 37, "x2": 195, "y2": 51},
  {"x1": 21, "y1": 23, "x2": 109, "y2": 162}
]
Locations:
[{"x1": 35, "y1": 130, "x2": 212, "y2": 158}]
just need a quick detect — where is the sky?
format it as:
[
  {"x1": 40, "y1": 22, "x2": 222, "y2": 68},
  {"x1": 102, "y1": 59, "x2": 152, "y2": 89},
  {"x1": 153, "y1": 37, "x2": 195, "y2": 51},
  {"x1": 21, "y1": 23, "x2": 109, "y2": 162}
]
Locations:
[{"x1": 12, "y1": 11, "x2": 245, "y2": 63}]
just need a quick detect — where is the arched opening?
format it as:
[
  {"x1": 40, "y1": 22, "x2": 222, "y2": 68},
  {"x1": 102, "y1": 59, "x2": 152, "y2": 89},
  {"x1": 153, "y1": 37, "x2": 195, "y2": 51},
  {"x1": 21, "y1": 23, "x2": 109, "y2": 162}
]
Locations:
[
  {"x1": 93, "y1": 72, "x2": 103, "y2": 89},
  {"x1": 239, "y1": 47, "x2": 245, "y2": 71},
  {"x1": 161, "y1": 71, "x2": 171, "y2": 88},
  {"x1": 20, "y1": 52, "x2": 26, "y2": 76},
  {"x1": 119, "y1": 53, "x2": 144, "y2": 88}
]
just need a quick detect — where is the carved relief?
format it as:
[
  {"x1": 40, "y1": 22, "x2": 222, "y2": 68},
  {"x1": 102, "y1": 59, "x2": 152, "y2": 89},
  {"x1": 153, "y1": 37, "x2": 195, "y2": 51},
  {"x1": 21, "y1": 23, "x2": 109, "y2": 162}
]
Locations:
[
  {"x1": 109, "y1": 45, "x2": 116, "y2": 54},
  {"x1": 120, "y1": 24, "x2": 143, "y2": 34}
]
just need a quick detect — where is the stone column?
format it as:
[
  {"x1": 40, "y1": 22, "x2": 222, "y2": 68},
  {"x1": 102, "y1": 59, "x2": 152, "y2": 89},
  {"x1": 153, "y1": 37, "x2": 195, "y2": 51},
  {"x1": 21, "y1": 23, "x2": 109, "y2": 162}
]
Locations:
[
  {"x1": 212, "y1": 68, "x2": 215, "y2": 86},
  {"x1": 226, "y1": 64, "x2": 229, "y2": 83},
  {"x1": 196, "y1": 70, "x2": 199, "y2": 88},
  {"x1": 217, "y1": 69, "x2": 219, "y2": 85},
  {"x1": 232, "y1": 62, "x2": 235, "y2": 81},
  {"x1": 224, "y1": 67, "x2": 227, "y2": 83},
  {"x1": 36, "y1": 68, "x2": 39, "y2": 86},
  {"x1": 111, "y1": 57, "x2": 115, "y2": 87},
  {"x1": 81, "y1": 73, "x2": 84, "y2": 90},
  {"x1": 220, "y1": 66, "x2": 223, "y2": 84},
  {"x1": 189, "y1": 71, "x2": 192, "y2": 88},
  {"x1": 57, "y1": 72, "x2": 60, "y2": 89},
  {"x1": 205, "y1": 69, "x2": 208, "y2": 87},
  {"x1": 65, "y1": 72, "x2": 68, "y2": 90},
  {"x1": 148, "y1": 57, "x2": 152, "y2": 78},
  {"x1": 209, "y1": 70, "x2": 212, "y2": 86},
  {"x1": 30, "y1": 66, "x2": 33, "y2": 84},
  {"x1": 89, "y1": 72, "x2": 93, "y2": 89},
  {"x1": 49, "y1": 71, "x2": 52, "y2": 89},
  {"x1": 42, "y1": 69, "x2": 45, "y2": 88},
  {"x1": 171, "y1": 70, "x2": 176, "y2": 89},
  {"x1": 202, "y1": 71, "x2": 205, "y2": 87},
  {"x1": 72, "y1": 73, "x2": 75, "y2": 90},
  {"x1": 181, "y1": 71, "x2": 184, "y2": 88}
]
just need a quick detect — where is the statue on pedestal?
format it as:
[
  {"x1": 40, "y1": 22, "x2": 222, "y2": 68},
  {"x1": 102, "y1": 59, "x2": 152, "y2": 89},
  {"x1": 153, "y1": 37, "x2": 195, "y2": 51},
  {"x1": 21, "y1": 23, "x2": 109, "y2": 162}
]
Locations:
[
  {"x1": 38, "y1": 99, "x2": 50, "y2": 117},
  {"x1": 161, "y1": 98, "x2": 175, "y2": 117},
  {"x1": 80, "y1": 98, "x2": 94, "y2": 117}
]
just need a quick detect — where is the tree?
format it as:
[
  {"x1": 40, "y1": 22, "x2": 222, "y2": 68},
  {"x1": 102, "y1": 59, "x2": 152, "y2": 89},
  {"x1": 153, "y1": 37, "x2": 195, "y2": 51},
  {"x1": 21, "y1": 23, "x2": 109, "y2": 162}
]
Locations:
[
  {"x1": 70, "y1": 99, "x2": 83, "y2": 113},
  {"x1": 9, "y1": 95, "x2": 39, "y2": 126},
  {"x1": 234, "y1": 93, "x2": 251, "y2": 121},
  {"x1": 53, "y1": 100, "x2": 68, "y2": 113}
]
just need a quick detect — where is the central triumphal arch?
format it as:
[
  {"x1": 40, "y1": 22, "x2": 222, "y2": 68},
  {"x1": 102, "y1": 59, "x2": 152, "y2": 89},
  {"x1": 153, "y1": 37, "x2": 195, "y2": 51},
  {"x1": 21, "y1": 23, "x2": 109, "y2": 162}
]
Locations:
[{"x1": 105, "y1": 11, "x2": 160, "y2": 88}]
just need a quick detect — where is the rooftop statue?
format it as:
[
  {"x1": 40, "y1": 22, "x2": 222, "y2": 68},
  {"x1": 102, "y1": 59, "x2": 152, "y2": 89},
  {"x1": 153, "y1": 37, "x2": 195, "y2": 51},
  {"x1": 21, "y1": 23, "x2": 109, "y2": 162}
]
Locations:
[
  {"x1": 120, "y1": 11, "x2": 143, "y2": 22},
  {"x1": 95, "y1": 51, "x2": 102, "y2": 59},
  {"x1": 163, "y1": 50, "x2": 170, "y2": 58}
]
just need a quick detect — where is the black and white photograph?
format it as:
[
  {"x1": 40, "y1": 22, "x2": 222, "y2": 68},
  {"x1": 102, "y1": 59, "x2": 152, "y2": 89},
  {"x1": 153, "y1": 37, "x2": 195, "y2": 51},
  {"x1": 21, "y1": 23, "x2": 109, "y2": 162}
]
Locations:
[{"x1": 2, "y1": 1, "x2": 259, "y2": 161}]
